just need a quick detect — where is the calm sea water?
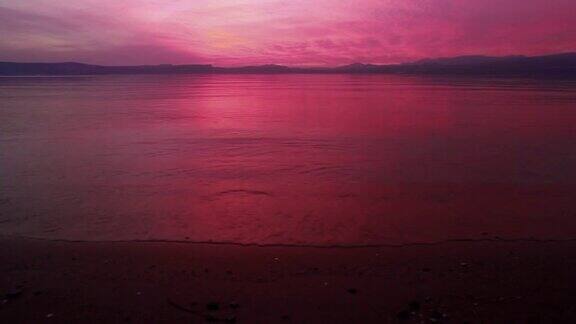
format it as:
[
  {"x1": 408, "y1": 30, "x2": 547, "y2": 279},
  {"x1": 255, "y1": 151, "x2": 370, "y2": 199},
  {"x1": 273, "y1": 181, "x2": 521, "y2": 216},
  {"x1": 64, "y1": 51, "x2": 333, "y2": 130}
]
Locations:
[{"x1": 1, "y1": 74, "x2": 576, "y2": 245}]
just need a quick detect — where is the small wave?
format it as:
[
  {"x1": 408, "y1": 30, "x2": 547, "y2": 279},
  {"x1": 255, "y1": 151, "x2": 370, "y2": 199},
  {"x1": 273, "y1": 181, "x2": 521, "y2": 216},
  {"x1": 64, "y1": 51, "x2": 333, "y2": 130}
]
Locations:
[{"x1": 213, "y1": 189, "x2": 273, "y2": 197}]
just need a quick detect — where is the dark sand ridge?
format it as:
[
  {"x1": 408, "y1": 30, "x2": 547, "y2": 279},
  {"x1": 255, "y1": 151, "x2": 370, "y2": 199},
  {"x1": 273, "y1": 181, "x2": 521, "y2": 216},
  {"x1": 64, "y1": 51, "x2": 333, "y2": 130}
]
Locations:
[{"x1": 2, "y1": 236, "x2": 576, "y2": 323}]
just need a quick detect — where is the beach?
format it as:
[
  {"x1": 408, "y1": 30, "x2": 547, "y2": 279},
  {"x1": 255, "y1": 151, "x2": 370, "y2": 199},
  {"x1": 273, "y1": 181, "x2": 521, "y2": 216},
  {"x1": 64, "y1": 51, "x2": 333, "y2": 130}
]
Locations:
[{"x1": 2, "y1": 236, "x2": 576, "y2": 323}]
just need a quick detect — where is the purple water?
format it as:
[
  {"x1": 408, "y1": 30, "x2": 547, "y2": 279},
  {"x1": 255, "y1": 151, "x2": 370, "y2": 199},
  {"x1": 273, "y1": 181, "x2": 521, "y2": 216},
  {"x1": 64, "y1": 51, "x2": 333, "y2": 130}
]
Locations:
[{"x1": 1, "y1": 74, "x2": 576, "y2": 245}]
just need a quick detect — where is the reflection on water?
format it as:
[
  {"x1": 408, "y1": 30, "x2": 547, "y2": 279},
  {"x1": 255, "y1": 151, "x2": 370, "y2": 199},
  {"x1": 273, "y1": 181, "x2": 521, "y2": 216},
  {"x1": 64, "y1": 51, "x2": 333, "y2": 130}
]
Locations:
[{"x1": 1, "y1": 74, "x2": 576, "y2": 245}]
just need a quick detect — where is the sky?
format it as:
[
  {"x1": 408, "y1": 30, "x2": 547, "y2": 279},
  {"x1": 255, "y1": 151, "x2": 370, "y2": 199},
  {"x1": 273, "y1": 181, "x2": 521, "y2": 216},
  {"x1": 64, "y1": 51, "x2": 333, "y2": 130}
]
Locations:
[{"x1": 0, "y1": 0, "x2": 575, "y2": 66}]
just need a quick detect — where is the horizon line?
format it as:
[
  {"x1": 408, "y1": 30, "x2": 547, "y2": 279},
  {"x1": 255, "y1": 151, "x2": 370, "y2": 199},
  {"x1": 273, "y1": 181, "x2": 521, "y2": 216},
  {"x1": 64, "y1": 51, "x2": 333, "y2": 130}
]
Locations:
[{"x1": 2, "y1": 51, "x2": 576, "y2": 69}]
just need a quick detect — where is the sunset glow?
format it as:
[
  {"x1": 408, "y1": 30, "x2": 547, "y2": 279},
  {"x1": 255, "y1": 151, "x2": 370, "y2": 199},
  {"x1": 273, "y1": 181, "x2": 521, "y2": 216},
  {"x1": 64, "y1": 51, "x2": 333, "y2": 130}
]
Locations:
[{"x1": 1, "y1": 0, "x2": 575, "y2": 66}]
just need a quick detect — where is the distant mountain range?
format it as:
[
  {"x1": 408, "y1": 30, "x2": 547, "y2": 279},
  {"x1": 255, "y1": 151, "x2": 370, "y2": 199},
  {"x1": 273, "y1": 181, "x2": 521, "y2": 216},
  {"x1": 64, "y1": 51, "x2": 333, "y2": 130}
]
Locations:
[{"x1": 1, "y1": 53, "x2": 576, "y2": 77}]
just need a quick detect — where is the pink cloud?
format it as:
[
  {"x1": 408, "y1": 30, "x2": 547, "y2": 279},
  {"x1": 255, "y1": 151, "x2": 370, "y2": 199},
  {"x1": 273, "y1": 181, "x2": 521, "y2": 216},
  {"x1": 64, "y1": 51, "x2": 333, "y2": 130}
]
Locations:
[{"x1": 0, "y1": 0, "x2": 574, "y2": 65}]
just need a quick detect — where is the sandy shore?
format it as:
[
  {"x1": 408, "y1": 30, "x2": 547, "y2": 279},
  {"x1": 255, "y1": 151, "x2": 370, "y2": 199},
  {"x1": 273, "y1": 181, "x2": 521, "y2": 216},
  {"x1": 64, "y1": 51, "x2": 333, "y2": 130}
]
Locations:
[{"x1": 1, "y1": 237, "x2": 576, "y2": 323}]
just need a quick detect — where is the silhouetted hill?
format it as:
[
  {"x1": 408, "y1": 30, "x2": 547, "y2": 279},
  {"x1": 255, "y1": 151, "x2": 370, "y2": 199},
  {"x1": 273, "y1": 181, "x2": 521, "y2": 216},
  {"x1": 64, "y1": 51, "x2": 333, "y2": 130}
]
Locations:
[
  {"x1": 333, "y1": 63, "x2": 383, "y2": 72},
  {"x1": 414, "y1": 55, "x2": 527, "y2": 66},
  {"x1": 2, "y1": 53, "x2": 576, "y2": 77},
  {"x1": 0, "y1": 62, "x2": 215, "y2": 75},
  {"x1": 0, "y1": 62, "x2": 98, "y2": 75},
  {"x1": 401, "y1": 53, "x2": 576, "y2": 76},
  {"x1": 218, "y1": 64, "x2": 292, "y2": 73}
]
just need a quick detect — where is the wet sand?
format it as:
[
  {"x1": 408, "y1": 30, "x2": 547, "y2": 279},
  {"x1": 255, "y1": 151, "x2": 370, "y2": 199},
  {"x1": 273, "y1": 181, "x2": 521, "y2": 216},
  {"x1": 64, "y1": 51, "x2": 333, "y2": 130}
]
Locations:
[{"x1": 1, "y1": 237, "x2": 576, "y2": 323}]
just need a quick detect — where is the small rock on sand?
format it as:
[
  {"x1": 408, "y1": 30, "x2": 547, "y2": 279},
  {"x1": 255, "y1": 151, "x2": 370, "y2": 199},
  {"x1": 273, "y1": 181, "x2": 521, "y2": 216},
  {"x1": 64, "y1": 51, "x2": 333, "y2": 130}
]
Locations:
[{"x1": 206, "y1": 302, "x2": 220, "y2": 311}]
